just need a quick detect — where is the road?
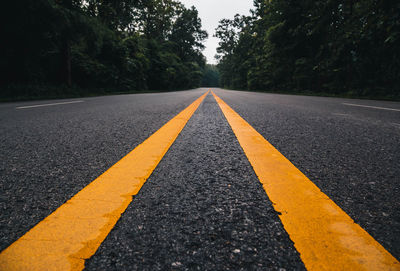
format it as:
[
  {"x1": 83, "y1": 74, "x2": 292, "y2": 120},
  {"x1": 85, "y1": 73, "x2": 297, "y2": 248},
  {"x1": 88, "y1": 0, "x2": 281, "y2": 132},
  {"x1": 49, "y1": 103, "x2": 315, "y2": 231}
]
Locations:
[{"x1": 0, "y1": 89, "x2": 399, "y2": 270}]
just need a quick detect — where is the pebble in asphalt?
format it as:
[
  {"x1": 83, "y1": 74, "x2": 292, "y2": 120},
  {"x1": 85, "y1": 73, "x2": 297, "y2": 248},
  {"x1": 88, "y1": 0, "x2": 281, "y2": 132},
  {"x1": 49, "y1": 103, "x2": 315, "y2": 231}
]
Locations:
[{"x1": 85, "y1": 94, "x2": 306, "y2": 270}]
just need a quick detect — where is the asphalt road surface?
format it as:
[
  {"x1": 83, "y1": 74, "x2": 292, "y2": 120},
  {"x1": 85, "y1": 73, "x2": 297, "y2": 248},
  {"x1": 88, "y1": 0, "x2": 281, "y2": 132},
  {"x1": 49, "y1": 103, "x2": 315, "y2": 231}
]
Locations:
[{"x1": 0, "y1": 89, "x2": 399, "y2": 270}]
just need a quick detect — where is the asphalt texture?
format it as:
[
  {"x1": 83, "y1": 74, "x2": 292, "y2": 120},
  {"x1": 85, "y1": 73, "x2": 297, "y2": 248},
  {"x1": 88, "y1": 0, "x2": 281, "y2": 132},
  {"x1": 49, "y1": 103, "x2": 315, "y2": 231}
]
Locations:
[
  {"x1": 85, "y1": 94, "x2": 305, "y2": 270},
  {"x1": 1, "y1": 88, "x2": 399, "y2": 269},
  {"x1": 213, "y1": 89, "x2": 400, "y2": 260},
  {"x1": 0, "y1": 89, "x2": 205, "y2": 252}
]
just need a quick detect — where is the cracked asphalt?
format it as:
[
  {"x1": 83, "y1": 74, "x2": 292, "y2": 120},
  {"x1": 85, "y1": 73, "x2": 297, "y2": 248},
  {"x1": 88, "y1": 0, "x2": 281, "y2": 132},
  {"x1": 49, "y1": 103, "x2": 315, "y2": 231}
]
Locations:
[{"x1": 1, "y1": 88, "x2": 399, "y2": 269}]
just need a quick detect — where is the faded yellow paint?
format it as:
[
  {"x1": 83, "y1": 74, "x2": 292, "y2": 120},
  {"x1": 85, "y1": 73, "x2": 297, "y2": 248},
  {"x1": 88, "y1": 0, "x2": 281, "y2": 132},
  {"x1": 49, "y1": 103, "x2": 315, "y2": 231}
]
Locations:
[
  {"x1": 212, "y1": 91, "x2": 400, "y2": 271},
  {"x1": 0, "y1": 91, "x2": 209, "y2": 271}
]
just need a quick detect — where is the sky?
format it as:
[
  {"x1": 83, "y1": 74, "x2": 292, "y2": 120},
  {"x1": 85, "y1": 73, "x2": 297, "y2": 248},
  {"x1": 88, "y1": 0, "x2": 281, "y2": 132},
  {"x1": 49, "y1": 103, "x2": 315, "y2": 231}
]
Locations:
[{"x1": 179, "y1": 0, "x2": 254, "y2": 64}]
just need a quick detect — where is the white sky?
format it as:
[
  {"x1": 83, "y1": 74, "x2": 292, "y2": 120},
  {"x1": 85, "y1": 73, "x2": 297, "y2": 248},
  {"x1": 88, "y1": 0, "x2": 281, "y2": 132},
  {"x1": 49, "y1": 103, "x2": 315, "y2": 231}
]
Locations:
[{"x1": 179, "y1": 0, "x2": 254, "y2": 64}]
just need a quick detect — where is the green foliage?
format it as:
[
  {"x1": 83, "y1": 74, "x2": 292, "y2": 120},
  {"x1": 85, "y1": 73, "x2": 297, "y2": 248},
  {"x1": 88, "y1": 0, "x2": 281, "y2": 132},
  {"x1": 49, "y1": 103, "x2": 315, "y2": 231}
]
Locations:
[
  {"x1": 0, "y1": 0, "x2": 208, "y2": 99},
  {"x1": 215, "y1": 0, "x2": 400, "y2": 99},
  {"x1": 201, "y1": 65, "x2": 220, "y2": 87}
]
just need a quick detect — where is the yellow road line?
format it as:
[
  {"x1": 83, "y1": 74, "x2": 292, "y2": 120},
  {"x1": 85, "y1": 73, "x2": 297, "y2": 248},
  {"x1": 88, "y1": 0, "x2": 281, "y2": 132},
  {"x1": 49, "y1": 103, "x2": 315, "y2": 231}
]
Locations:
[
  {"x1": 0, "y1": 91, "x2": 209, "y2": 271},
  {"x1": 212, "y1": 91, "x2": 400, "y2": 271}
]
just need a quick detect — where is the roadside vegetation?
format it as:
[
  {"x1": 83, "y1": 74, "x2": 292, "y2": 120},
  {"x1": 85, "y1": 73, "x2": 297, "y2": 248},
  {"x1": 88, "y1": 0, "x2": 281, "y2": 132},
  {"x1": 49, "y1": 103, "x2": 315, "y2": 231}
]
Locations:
[
  {"x1": 0, "y1": 0, "x2": 210, "y2": 101},
  {"x1": 201, "y1": 65, "x2": 220, "y2": 88},
  {"x1": 215, "y1": 0, "x2": 400, "y2": 100}
]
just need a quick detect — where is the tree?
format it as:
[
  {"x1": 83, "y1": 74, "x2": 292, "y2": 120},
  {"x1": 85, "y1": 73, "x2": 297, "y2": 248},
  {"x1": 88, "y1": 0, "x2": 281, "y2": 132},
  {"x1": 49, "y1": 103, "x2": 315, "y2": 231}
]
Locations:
[
  {"x1": 201, "y1": 65, "x2": 220, "y2": 87},
  {"x1": 1, "y1": 0, "x2": 209, "y2": 99},
  {"x1": 215, "y1": 0, "x2": 400, "y2": 99}
]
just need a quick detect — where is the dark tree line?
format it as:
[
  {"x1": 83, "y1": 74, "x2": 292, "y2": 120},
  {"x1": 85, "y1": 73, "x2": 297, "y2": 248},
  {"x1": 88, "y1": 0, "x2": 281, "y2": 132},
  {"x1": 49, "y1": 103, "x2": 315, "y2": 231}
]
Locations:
[
  {"x1": 0, "y1": 0, "x2": 208, "y2": 99},
  {"x1": 201, "y1": 64, "x2": 220, "y2": 87},
  {"x1": 215, "y1": 0, "x2": 400, "y2": 99}
]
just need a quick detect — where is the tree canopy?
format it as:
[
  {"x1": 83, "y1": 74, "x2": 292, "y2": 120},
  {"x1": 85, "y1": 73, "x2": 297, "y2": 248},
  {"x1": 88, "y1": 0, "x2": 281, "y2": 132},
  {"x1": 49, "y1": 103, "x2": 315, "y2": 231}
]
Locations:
[
  {"x1": 0, "y1": 0, "x2": 209, "y2": 99},
  {"x1": 215, "y1": 0, "x2": 400, "y2": 99}
]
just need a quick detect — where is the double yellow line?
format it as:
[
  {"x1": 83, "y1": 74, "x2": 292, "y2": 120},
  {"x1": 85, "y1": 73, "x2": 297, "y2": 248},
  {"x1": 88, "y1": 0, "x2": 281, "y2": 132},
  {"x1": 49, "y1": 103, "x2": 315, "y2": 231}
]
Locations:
[{"x1": 0, "y1": 91, "x2": 399, "y2": 270}]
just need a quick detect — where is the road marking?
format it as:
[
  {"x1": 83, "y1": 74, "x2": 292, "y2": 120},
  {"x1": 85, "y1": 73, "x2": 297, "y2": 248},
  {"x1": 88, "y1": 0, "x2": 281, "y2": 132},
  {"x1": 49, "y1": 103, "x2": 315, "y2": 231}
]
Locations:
[
  {"x1": 342, "y1": 103, "x2": 400, "y2": 112},
  {"x1": 16, "y1": 100, "x2": 84, "y2": 109},
  {"x1": 332, "y1": 113, "x2": 350, "y2": 117},
  {"x1": 212, "y1": 92, "x2": 400, "y2": 271},
  {"x1": 0, "y1": 91, "x2": 209, "y2": 271}
]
